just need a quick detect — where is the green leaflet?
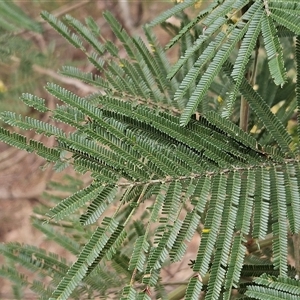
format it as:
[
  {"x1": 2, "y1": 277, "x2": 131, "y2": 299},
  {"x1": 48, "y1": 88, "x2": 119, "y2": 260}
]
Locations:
[
  {"x1": 41, "y1": 11, "x2": 83, "y2": 49},
  {"x1": 50, "y1": 218, "x2": 123, "y2": 300},
  {"x1": 261, "y1": 14, "x2": 287, "y2": 86}
]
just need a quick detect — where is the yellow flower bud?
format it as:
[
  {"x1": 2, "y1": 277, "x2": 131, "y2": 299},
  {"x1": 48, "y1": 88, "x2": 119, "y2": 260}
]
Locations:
[{"x1": 0, "y1": 80, "x2": 7, "y2": 93}]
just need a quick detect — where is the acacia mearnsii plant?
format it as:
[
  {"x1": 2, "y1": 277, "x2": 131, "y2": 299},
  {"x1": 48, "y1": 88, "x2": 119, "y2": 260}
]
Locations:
[{"x1": 1, "y1": 0, "x2": 300, "y2": 299}]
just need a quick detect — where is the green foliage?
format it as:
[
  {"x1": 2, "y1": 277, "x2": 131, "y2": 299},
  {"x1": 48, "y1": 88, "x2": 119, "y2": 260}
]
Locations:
[
  {"x1": 246, "y1": 274, "x2": 300, "y2": 299},
  {"x1": 149, "y1": 0, "x2": 300, "y2": 125},
  {"x1": 0, "y1": 2, "x2": 42, "y2": 116},
  {"x1": 0, "y1": 0, "x2": 300, "y2": 299}
]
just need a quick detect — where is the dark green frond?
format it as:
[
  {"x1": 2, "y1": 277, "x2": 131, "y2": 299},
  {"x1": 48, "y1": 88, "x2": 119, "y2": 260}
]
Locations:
[
  {"x1": 173, "y1": 31, "x2": 228, "y2": 109},
  {"x1": 144, "y1": 26, "x2": 178, "y2": 92},
  {"x1": 194, "y1": 175, "x2": 227, "y2": 278},
  {"x1": 179, "y1": 16, "x2": 251, "y2": 125},
  {"x1": 204, "y1": 111, "x2": 257, "y2": 149},
  {"x1": 0, "y1": 243, "x2": 69, "y2": 276},
  {"x1": 223, "y1": 61, "x2": 292, "y2": 154},
  {"x1": 64, "y1": 14, "x2": 105, "y2": 55},
  {"x1": 79, "y1": 186, "x2": 118, "y2": 225},
  {"x1": 41, "y1": 11, "x2": 83, "y2": 49},
  {"x1": 31, "y1": 281, "x2": 53, "y2": 300},
  {"x1": 103, "y1": 11, "x2": 136, "y2": 59},
  {"x1": 121, "y1": 285, "x2": 138, "y2": 300},
  {"x1": 128, "y1": 236, "x2": 150, "y2": 273},
  {"x1": 246, "y1": 274, "x2": 300, "y2": 299},
  {"x1": 50, "y1": 218, "x2": 122, "y2": 300},
  {"x1": 284, "y1": 164, "x2": 300, "y2": 234},
  {"x1": 160, "y1": 181, "x2": 182, "y2": 223},
  {"x1": 85, "y1": 16, "x2": 100, "y2": 36},
  {"x1": 20, "y1": 93, "x2": 49, "y2": 113},
  {"x1": 261, "y1": 14, "x2": 286, "y2": 86},
  {"x1": 165, "y1": 7, "x2": 211, "y2": 50},
  {"x1": 229, "y1": 9, "x2": 263, "y2": 111},
  {"x1": 147, "y1": 0, "x2": 196, "y2": 28},
  {"x1": 224, "y1": 240, "x2": 246, "y2": 299},
  {"x1": 252, "y1": 167, "x2": 270, "y2": 239},
  {"x1": 203, "y1": 0, "x2": 237, "y2": 27},
  {"x1": 98, "y1": 96, "x2": 263, "y2": 168},
  {"x1": 169, "y1": 179, "x2": 199, "y2": 262},
  {"x1": 149, "y1": 184, "x2": 167, "y2": 223},
  {"x1": 223, "y1": 171, "x2": 256, "y2": 299},
  {"x1": 29, "y1": 140, "x2": 61, "y2": 162},
  {"x1": 237, "y1": 170, "x2": 255, "y2": 234},
  {"x1": 270, "y1": 168, "x2": 288, "y2": 275},
  {"x1": 87, "y1": 52, "x2": 107, "y2": 72},
  {"x1": 0, "y1": 127, "x2": 32, "y2": 152},
  {"x1": 132, "y1": 36, "x2": 169, "y2": 96},
  {"x1": 185, "y1": 276, "x2": 202, "y2": 300},
  {"x1": 0, "y1": 127, "x2": 61, "y2": 162},
  {"x1": 47, "y1": 183, "x2": 105, "y2": 222},
  {"x1": 206, "y1": 172, "x2": 241, "y2": 300},
  {"x1": 270, "y1": 6, "x2": 300, "y2": 35},
  {"x1": 168, "y1": 17, "x2": 228, "y2": 81},
  {"x1": 59, "y1": 66, "x2": 107, "y2": 89},
  {"x1": 0, "y1": 111, "x2": 65, "y2": 137},
  {"x1": 32, "y1": 219, "x2": 80, "y2": 255}
]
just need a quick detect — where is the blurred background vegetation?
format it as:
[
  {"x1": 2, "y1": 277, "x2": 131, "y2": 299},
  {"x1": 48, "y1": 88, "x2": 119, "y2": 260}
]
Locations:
[{"x1": 0, "y1": 0, "x2": 176, "y2": 117}]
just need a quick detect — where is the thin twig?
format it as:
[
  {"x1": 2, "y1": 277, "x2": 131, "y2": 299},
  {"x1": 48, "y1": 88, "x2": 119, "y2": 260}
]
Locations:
[
  {"x1": 240, "y1": 41, "x2": 259, "y2": 131},
  {"x1": 38, "y1": 0, "x2": 92, "y2": 21},
  {"x1": 293, "y1": 234, "x2": 300, "y2": 278},
  {"x1": 239, "y1": 97, "x2": 249, "y2": 132},
  {"x1": 111, "y1": 158, "x2": 300, "y2": 188},
  {"x1": 32, "y1": 64, "x2": 99, "y2": 94}
]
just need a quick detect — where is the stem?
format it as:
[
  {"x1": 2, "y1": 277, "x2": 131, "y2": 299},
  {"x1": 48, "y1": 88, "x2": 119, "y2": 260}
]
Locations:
[
  {"x1": 293, "y1": 233, "x2": 300, "y2": 278},
  {"x1": 166, "y1": 273, "x2": 210, "y2": 300},
  {"x1": 15, "y1": 1, "x2": 92, "y2": 37},
  {"x1": 112, "y1": 179, "x2": 153, "y2": 286},
  {"x1": 238, "y1": 4, "x2": 259, "y2": 132},
  {"x1": 239, "y1": 43, "x2": 259, "y2": 131},
  {"x1": 247, "y1": 236, "x2": 274, "y2": 253},
  {"x1": 239, "y1": 97, "x2": 249, "y2": 132}
]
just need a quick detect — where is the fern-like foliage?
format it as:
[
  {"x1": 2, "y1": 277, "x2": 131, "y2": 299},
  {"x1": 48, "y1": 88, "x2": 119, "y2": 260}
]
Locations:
[
  {"x1": 0, "y1": 1, "x2": 300, "y2": 299},
  {"x1": 148, "y1": 0, "x2": 300, "y2": 124},
  {"x1": 246, "y1": 273, "x2": 300, "y2": 299}
]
